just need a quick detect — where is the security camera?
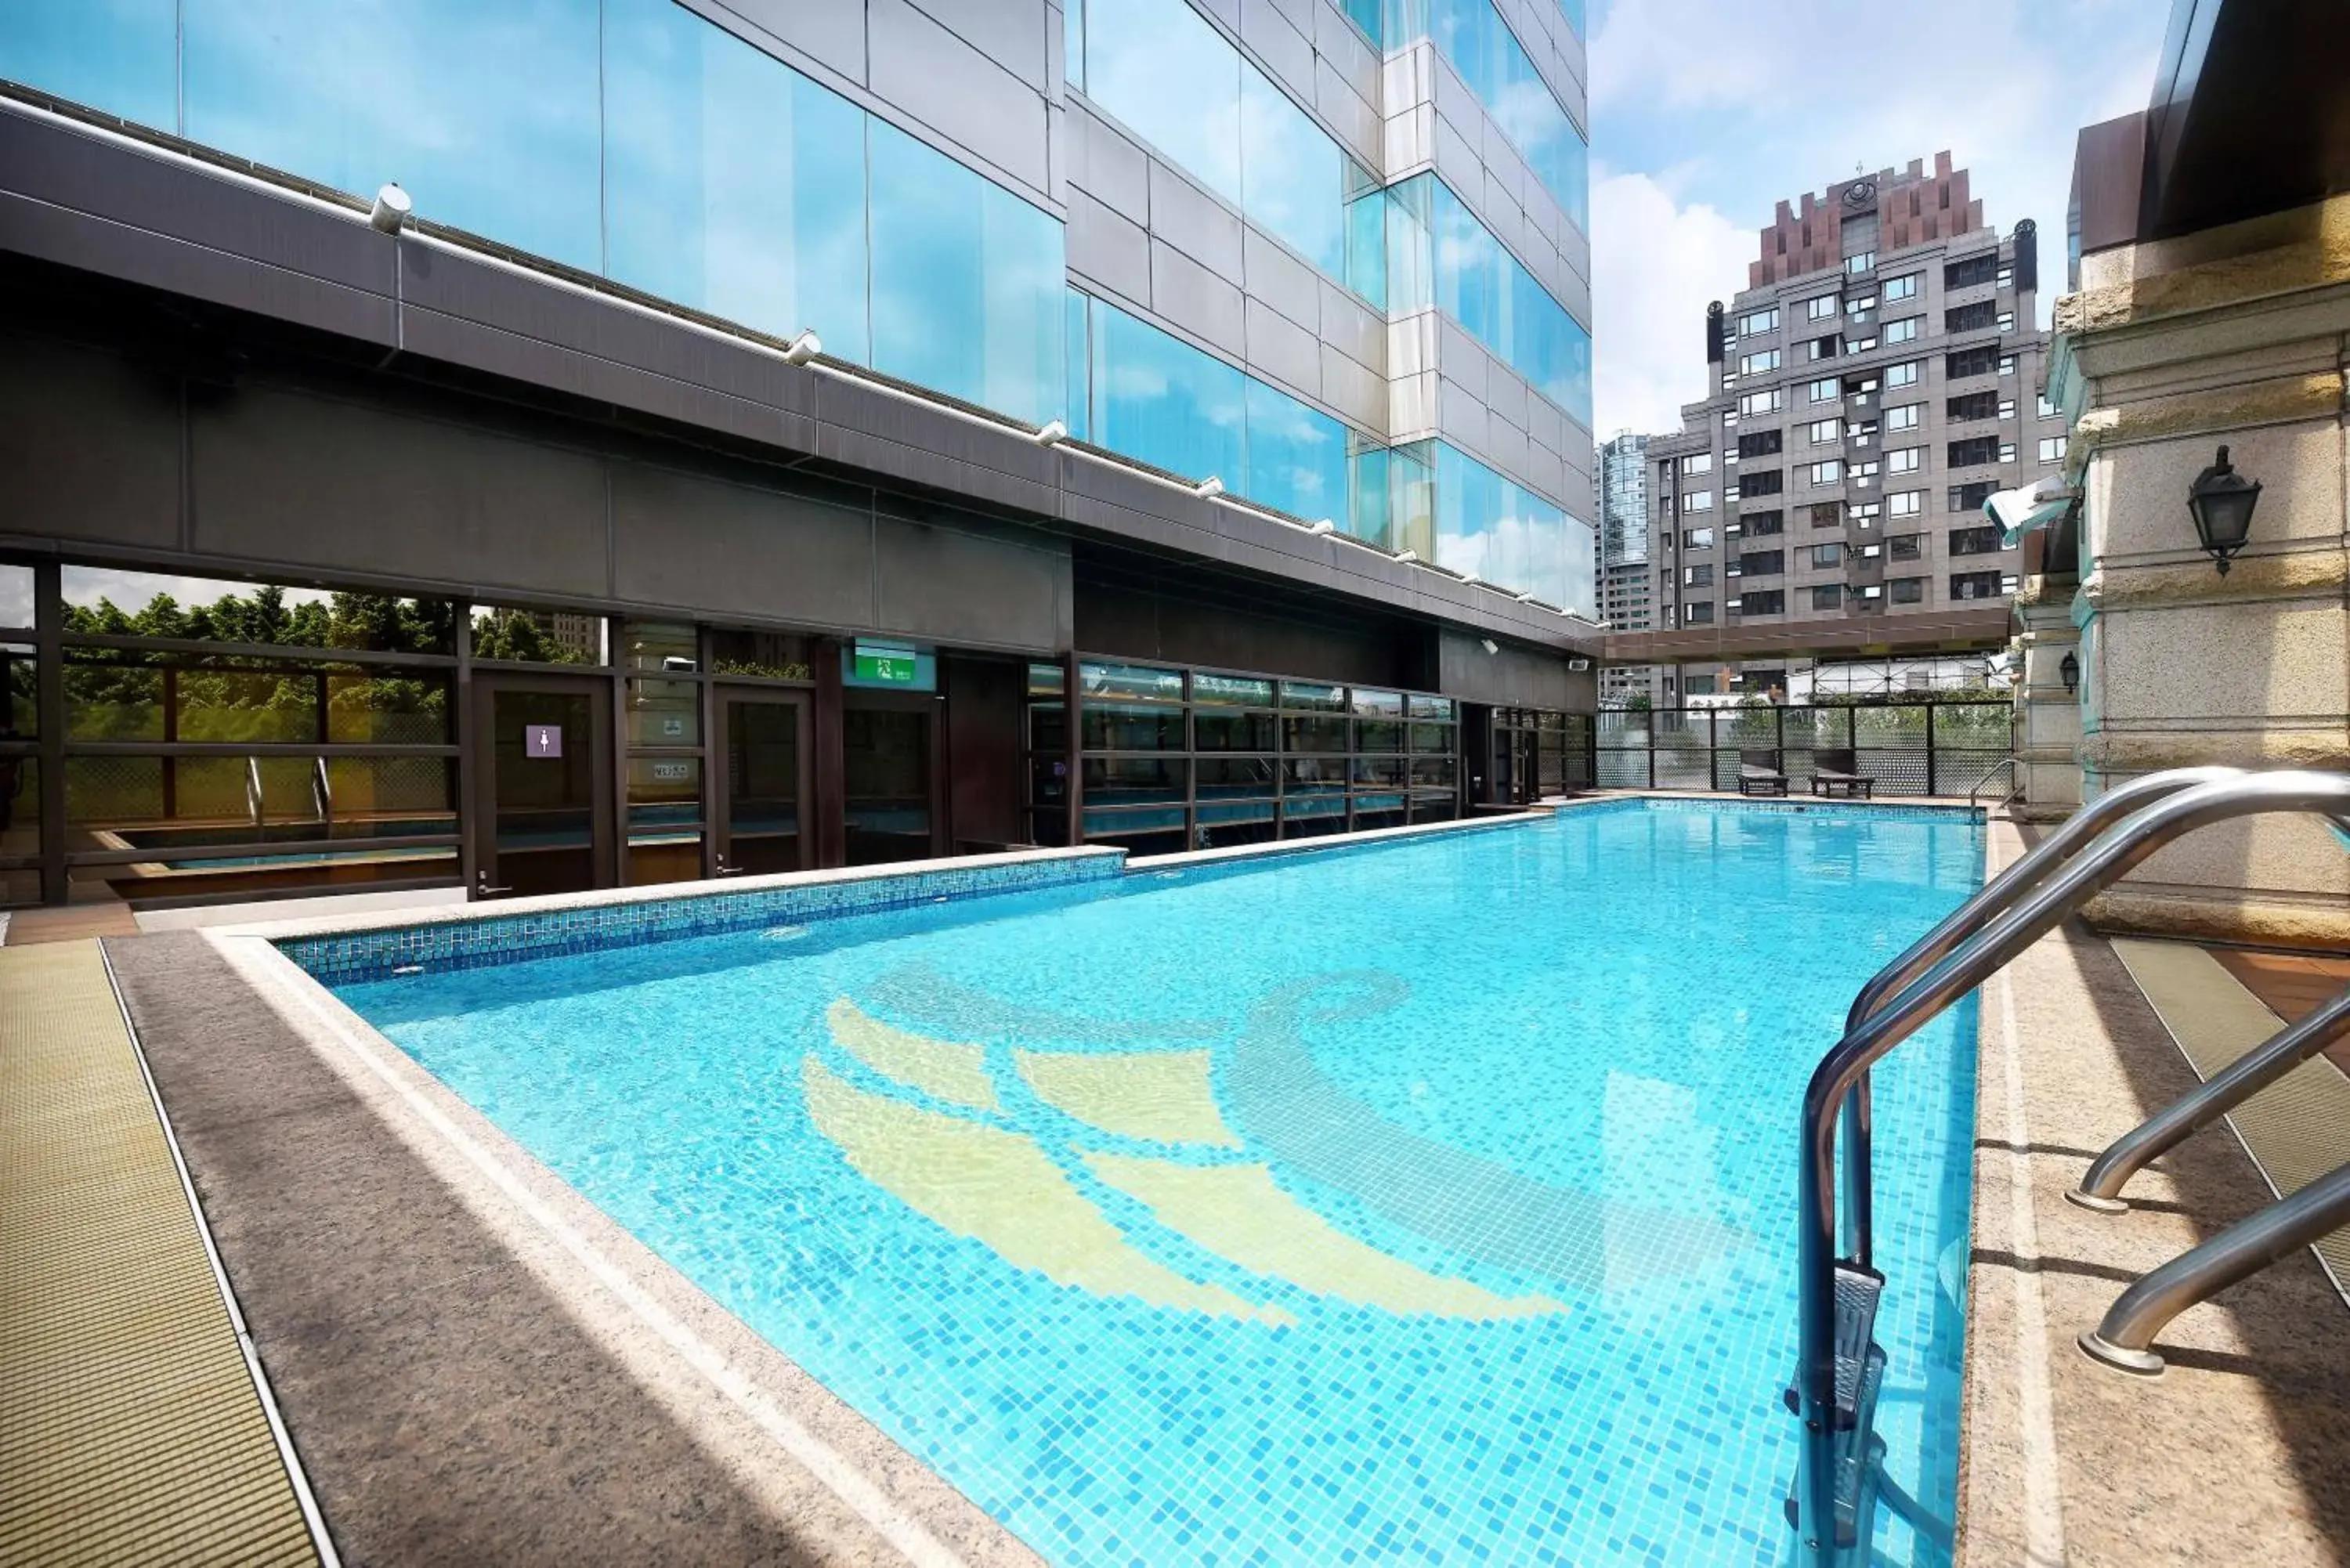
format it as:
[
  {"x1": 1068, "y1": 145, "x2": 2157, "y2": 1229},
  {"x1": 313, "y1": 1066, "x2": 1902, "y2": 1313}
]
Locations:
[
  {"x1": 1982, "y1": 474, "x2": 2075, "y2": 541},
  {"x1": 369, "y1": 183, "x2": 411, "y2": 233},
  {"x1": 1568, "y1": 657, "x2": 1592, "y2": 671},
  {"x1": 784, "y1": 331, "x2": 823, "y2": 366},
  {"x1": 1480, "y1": 638, "x2": 1499, "y2": 656}
]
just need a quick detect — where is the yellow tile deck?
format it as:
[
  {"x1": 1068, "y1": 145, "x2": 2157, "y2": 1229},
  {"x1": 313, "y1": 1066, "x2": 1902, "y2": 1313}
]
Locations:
[{"x1": 0, "y1": 941, "x2": 320, "y2": 1566}]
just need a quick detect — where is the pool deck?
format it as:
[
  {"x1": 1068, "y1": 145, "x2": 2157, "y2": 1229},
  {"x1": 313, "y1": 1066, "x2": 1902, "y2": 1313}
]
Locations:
[{"x1": 4, "y1": 807, "x2": 2346, "y2": 1564}]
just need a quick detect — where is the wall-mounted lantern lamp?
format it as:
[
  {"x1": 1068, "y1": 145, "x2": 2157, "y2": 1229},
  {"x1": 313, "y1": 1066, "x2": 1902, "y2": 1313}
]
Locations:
[
  {"x1": 2186, "y1": 444, "x2": 2260, "y2": 574},
  {"x1": 2059, "y1": 649, "x2": 2080, "y2": 694}
]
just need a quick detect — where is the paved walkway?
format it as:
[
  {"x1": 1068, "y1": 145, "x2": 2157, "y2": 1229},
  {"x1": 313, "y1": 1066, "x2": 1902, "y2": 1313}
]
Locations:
[{"x1": 0, "y1": 940, "x2": 320, "y2": 1566}]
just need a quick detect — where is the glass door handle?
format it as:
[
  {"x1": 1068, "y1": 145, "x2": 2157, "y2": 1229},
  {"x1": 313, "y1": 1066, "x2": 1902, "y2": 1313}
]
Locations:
[
  {"x1": 714, "y1": 853, "x2": 745, "y2": 877},
  {"x1": 475, "y1": 871, "x2": 512, "y2": 898}
]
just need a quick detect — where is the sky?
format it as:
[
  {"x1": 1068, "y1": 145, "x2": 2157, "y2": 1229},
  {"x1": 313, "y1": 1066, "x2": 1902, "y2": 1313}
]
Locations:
[{"x1": 1585, "y1": 0, "x2": 2175, "y2": 439}]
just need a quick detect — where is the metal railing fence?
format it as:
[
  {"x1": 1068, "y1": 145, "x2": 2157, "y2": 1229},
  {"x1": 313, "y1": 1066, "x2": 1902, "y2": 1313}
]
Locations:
[{"x1": 1593, "y1": 700, "x2": 2012, "y2": 797}]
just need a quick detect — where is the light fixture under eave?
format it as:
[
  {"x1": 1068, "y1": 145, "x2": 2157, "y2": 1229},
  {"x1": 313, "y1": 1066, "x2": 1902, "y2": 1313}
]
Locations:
[
  {"x1": 1515, "y1": 591, "x2": 1538, "y2": 603},
  {"x1": 368, "y1": 182, "x2": 411, "y2": 233},
  {"x1": 1309, "y1": 518, "x2": 1336, "y2": 535},
  {"x1": 1394, "y1": 547, "x2": 1419, "y2": 563},
  {"x1": 1195, "y1": 476, "x2": 1224, "y2": 498},
  {"x1": 784, "y1": 331, "x2": 823, "y2": 366},
  {"x1": 1033, "y1": 419, "x2": 1068, "y2": 446},
  {"x1": 1480, "y1": 638, "x2": 1499, "y2": 656}
]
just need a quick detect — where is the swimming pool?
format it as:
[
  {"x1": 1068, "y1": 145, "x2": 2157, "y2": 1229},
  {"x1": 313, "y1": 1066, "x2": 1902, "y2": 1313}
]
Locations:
[{"x1": 316, "y1": 800, "x2": 1983, "y2": 1566}]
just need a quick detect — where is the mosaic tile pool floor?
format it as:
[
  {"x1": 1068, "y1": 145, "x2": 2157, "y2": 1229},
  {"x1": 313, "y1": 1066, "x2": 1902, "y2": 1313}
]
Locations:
[{"x1": 326, "y1": 801, "x2": 1983, "y2": 1566}]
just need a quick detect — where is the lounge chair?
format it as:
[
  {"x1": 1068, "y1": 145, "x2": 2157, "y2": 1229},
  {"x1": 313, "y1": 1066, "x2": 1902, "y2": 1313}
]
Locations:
[
  {"x1": 1810, "y1": 747, "x2": 1875, "y2": 800},
  {"x1": 1738, "y1": 749, "x2": 1789, "y2": 797}
]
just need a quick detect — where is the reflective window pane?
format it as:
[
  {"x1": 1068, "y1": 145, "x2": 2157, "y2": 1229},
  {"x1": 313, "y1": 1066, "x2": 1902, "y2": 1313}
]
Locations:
[
  {"x1": 0, "y1": 565, "x2": 35, "y2": 631},
  {"x1": 1244, "y1": 378, "x2": 1351, "y2": 523},
  {"x1": 708, "y1": 630, "x2": 814, "y2": 681},
  {"x1": 0, "y1": 0, "x2": 177, "y2": 129},
  {"x1": 1194, "y1": 711, "x2": 1276, "y2": 752},
  {"x1": 1191, "y1": 674, "x2": 1272, "y2": 707},
  {"x1": 2, "y1": 645, "x2": 33, "y2": 738},
  {"x1": 869, "y1": 117, "x2": 1065, "y2": 425},
  {"x1": 472, "y1": 606, "x2": 604, "y2": 664},
  {"x1": 627, "y1": 678, "x2": 700, "y2": 747},
  {"x1": 1088, "y1": 300, "x2": 1245, "y2": 489},
  {"x1": 183, "y1": 0, "x2": 604, "y2": 271},
  {"x1": 1079, "y1": 0, "x2": 1241, "y2": 205},
  {"x1": 1081, "y1": 703, "x2": 1184, "y2": 751},
  {"x1": 1280, "y1": 682, "x2": 1347, "y2": 712},
  {"x1": 1195, "y1": 756, "x2": 1276, "y2": 797},
  {"x1": 1239, "y1": 64, "x2": 1346, "y2": 276},
  {"x1": 603, "y1": 0, "x2": 868, "y2": 352},
  {"x1": 1407, "y1": 0, "x2": 1588, "y2": 229},
  {"x1": 1079, "y1": 662, "x2": 1184, "y2": 703},
  {"x1": 618, "y1": 620, "x2": 699, "y2": 675},
  {"x1": 1083, "y1": 756, "x2": 1186, "y2": 803}
]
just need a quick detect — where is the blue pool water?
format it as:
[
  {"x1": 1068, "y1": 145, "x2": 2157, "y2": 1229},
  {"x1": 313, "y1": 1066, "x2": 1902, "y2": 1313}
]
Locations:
[{"x1": 328, "y1": 800, "x2": 1983, "y2": 1566}]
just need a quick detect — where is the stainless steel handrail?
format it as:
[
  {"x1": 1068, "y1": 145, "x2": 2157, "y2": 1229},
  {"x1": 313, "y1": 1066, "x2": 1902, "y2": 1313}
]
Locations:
[
  {"x1": 1965, "y1": 755, "x2": 2019, "y2": 811},
  {"x1": 1832, "y1": 766, "x2": 2242, "y2": 1262},
  {"x1": 311, "y1": 755, "x2": 333, "y2": 824},
  {"x1": 2070, "y1": 983, "x2": 2350, "y2": 1212},
  {"x1": 2079, "y1": 1156, "x2": 2350, "y2": 1375},
  {"x1": 1792, "y1": 769, "x2": 2350, "y2": 1564},
  {"x1": 244, "y1": 757, "x2": 265, "y2": 829}
]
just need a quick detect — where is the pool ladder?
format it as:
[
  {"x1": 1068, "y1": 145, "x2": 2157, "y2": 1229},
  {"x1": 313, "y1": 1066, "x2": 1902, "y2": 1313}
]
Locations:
[{"x1": 1785, "y1": 765, "x2": 2350, "y2": 1565}]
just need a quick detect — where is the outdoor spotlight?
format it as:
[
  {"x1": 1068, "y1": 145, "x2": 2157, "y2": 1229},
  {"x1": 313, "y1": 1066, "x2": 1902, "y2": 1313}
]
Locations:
[
  {"x1": 1033, "y1": 419, "x2": 1068, "y2": 446},
  {"x1": 2186, "y1": 444, "x2": 2260, "y2": 573},
  {"x1": 368, "y1": 182, "x2": 411, "y2": 233},
  {"x1": 1394, "y1": 547, "x2": 1419, "y2": 563},
  {"x1": 1516, "y1": 591, "x2": 1538, "y2": 603},
  {"x1": 1309, "y1": 518, "x2": 1336, "y2": 535},
  {"x1": 784, "y1": 331, "x2": 823, "y2": 366},
  {"x1": 1195, "y1": 476, "x2": 1224, "y2": 498},
  {"x1": 1480, "y1": 638, "x2": 1499, "y2": 656},
  {"x1": 2060, "y1": 649, "x2": 2081, "y2": 693}
]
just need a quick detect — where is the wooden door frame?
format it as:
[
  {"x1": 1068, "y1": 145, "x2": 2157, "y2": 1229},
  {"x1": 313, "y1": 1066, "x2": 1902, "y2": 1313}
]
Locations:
[
  {"x1": 710, "y1": 685, "x2": 815, "y2": 876},
  {"x1": 469, "y1": 669, "x2": 617, "y2": 898}
]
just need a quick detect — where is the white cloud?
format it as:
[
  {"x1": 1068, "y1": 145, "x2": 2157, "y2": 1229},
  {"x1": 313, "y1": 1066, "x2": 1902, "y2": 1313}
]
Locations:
[{"x1": 1589, "y1": 172, "x2": 1750, "y2": 436}]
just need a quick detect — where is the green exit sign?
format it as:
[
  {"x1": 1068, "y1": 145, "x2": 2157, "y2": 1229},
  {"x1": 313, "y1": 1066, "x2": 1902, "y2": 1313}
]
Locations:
[{"x1": 854, "y1": 649, "x2": 918, "y2": 684}]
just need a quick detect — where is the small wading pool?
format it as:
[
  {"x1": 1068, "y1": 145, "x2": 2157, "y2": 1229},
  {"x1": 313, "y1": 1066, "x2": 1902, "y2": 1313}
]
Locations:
[{"x1": 297, "y1": 800, "x2": 1984, "y2": 1566}]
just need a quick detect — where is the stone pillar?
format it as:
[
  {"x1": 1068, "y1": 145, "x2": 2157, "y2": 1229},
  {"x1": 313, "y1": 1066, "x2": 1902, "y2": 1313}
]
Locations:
[
  {"x1": 2011, "y1": 589, "x2": 2082, "y2": 822},
  {"x1": 2048, "y1": 195, "x2": 2350, "y2": 948}
]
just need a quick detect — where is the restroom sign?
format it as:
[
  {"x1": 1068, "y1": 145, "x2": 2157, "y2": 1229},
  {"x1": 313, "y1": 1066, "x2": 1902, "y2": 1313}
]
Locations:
[{"x1": 525, "y1": 724, "x2": 563, "y2": 758}]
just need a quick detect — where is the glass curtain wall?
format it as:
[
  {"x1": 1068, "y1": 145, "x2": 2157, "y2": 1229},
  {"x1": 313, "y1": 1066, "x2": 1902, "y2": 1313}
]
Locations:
[
  {"x1": 1068, "y1": 0, "x2": 1386, "y2": 309},
  {"x1": 1069, "y1": 292, "x2": 1359, "y2": 527},
  {"x1": 54, "y1": 567, "x2": 461, "y2": 905},
  {"x1": 1356, "y1": 441, "x2": 1596, "y2": 616},
  {"x1": 1386, "y1": 0, "x2": 1588, "y2": 230},
  {"x1": 1386, "y1": 175, "x2": 1593, "y2": 427},
  {"x1": 1, "y1": 0, "x2": 1067, "y2": 424},
  {"x1": 0, "y1": 565, "x2": 37, "y2": 905},
  {"x1": 1040, "y1": 659, "x2": 1458, "y2": 853}
]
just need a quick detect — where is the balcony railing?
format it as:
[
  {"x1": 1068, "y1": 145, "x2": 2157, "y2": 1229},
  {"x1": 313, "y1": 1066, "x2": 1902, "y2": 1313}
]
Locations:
[{"x1": 1594, "y1": 701, "x2": 2012, "y2": 795}]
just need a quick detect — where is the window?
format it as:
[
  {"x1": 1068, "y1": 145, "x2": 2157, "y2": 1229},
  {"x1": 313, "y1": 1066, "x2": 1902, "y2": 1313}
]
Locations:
[
  {"x1": 1394, "y1": 0, "x2": 1589, "y2": 229},
  {"x1": 1997, "y1": 311, "x2": 2015, "y2": 331},
  {"x1": 1737, "y1": 429, "x2": 1783, "y2": 458},
  {"x1": 1808, "y1": 461, "x2": 1842, "y2": 485},
  {"x1": 1739, "y1": 550, "x2": 1784, "y2": 577},
  {"x1": 1681, "y1": 490, "x2": 1714, "y2": 512},
  {"x1": 1807, "y1": 377, "x2": 1840, "y2": 404},
  {"x1": 1844, "y1": 251, "x2": 1875, "y2": 274},
  {"x1": 1950, "y1": 525, "x2": 2004, "y2": 555},
  {"x1": 1802, "y1": 417, "x2": 1838, "y2": 445},
  {"x1": 1738, "y1": 388, "x2": 1785, "y2": 416},
  {"x1": 1811, "y1": 583, "x2": 1844, "y2": 611},
  {"x1": 1883, "y1": 273, "x2": 1921, "y2": 302},
  {"x1": 1846, "y1": 335, "x2": 1878, "y2": 353},
  {"x1": 1947, "y1": 390, "x2": 2000, "y2": 421},
  {"x1": 1680, "y1": 453, "x2": 1713, "y2": 475},
  {"x1": 1739, "y1": 469, "x2": 1782, "y2": 497},
  {"x1": 2038, "y1": 435, "x2": 2068, "y2": 463},
  {"x1": 1810, "y1": 542, "x2": 1843, "y2": 568},
  {"x1": 1947, "y1": 346, "x2": 1999, "y2": 379},
  {"x1": 1684, "y1": 601, "x2": 1715, "y2": 624},
  {"x1": 1806, "y1": 294, "x2": 1839, "y2": 320},
  {"x1": 1890, "y1": 576, "x2": 1925, "y2": 604},
  {"x1": 1887, "y1": 446, "x2": 1921, "y2": 474},
  {"x1": 1948, "y1": 436, "x2": 2000, "y2": 468},
  {"x1": 1849, "y1": 460, "x2": 1878, "y2": 486},
  {"x1": 1889, "y1": 490, "x2": 1923, "y2": 517},
  {"x1": 1682, "y1": 527, "x2": 1715, "y2": 549},
  {"x1": 1683, "y1": 564, "x2": 1713, "y2": 587},
  {"x1": 1889, "y1": 533, "x2": 1922, "y2": 560},
  {"x1": 1946, "y1": 301, "x2": 1998, "y2": 333},
  {"x1": 1886, "y1": 403, "x2": 1922, "y2": 431},
  {"x1": 1884, "y1": 316, "x2": 1921, "y2": 343},
  {"x1": 1741, "y1": 349, "x2": 1781, "y2": 375},
  {"x1": 1806, "y1": 336, "x2": 1838, "y2": 362},
  {"x1": 1999, "y1": 354, "x2": 2018, "y2": 376},
  {"x1": 1849, "y1": 500, "x2": 1880, "y2": 526},
  {"x1": 1810, "y1": 501, "x2": 1843, "y2": 529},
  {"x1": 1845, "y1": 294, "x2": 1877, "y2": 316},
  {"x1": 1735, "y1": 589, "x2": 1785, "y2": 615},
  {"x1": 2037, "y1": 393, "x2": 2061, "y2": 419},
  {"x1": 1949, "y1": 480, "x2": 1997, "y2": 513},
  {"x1": 1944, "y1": 253, "x2": 1998, "y2": 289},
  {"x1": 1998, "y1": 398, "x2": 2017, "y2": 419},
  {"x1": 1741, "y1": 510, "x2": 1784, "y2": 537},
  {"x1": 1885, "y1": 360, "x2": 1920, "y2": 388},
  {"x1": 1950, "y1": 570, "x2": 2007, "y2": 600},
  {"x1": 1737, "y1": 306, "x2": 1779, "y2": 336},
  {"x1": 1997, "y1": 266, "x2": 2014, "y2": 288},
  {"x1": 1999, "y1": 441, "x2": 2017, "y2": 463}
]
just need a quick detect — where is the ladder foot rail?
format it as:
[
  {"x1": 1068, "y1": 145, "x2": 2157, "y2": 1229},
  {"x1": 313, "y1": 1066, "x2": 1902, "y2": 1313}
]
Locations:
[
  {"x1": 2078, "y1": 1156, "x2": 2350, "y2": 1375},
  {"x1": 1835, "y1": 766, "x2": 2243, "y2": 1263},
  {"x1": 1793, "y1": 769, "x2": 2350, "y2": 1565},
  {"x1": 2070, "y1": 982, "x2": 2350, "y2": 1211}
]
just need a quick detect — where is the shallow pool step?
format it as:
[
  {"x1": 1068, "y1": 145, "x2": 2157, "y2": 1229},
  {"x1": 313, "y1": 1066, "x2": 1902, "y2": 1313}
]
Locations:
[{"x1": 1782, "y1": 1262, "x2": 1889, "y2": 1555}]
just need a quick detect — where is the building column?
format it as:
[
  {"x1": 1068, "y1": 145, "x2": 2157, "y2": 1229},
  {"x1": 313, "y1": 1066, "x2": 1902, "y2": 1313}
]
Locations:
[{"x1": 2009, "y1": 586, "x2": 2081, "y2": 822}]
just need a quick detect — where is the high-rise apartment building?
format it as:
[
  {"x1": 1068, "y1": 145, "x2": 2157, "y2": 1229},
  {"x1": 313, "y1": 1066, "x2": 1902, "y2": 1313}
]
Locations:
[
  {"x1": 1598, "y1": 432, "x2": 1654, "y2": 701},
  {"x1": 1643, "y1": 154, "x2": 2059, "y2": 702},
  {"x1": 0, "y1": 0, "x2": 1600, "y2": 908}
]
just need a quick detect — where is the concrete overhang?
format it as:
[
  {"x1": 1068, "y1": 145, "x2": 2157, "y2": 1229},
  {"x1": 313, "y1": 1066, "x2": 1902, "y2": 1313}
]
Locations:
[
  {"x1": 0, "y1": 92, "x2": 1602, "y2": 659},
  {"x1": 1602, "y1": 602, "x2": 2015, "y2": 667}
]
